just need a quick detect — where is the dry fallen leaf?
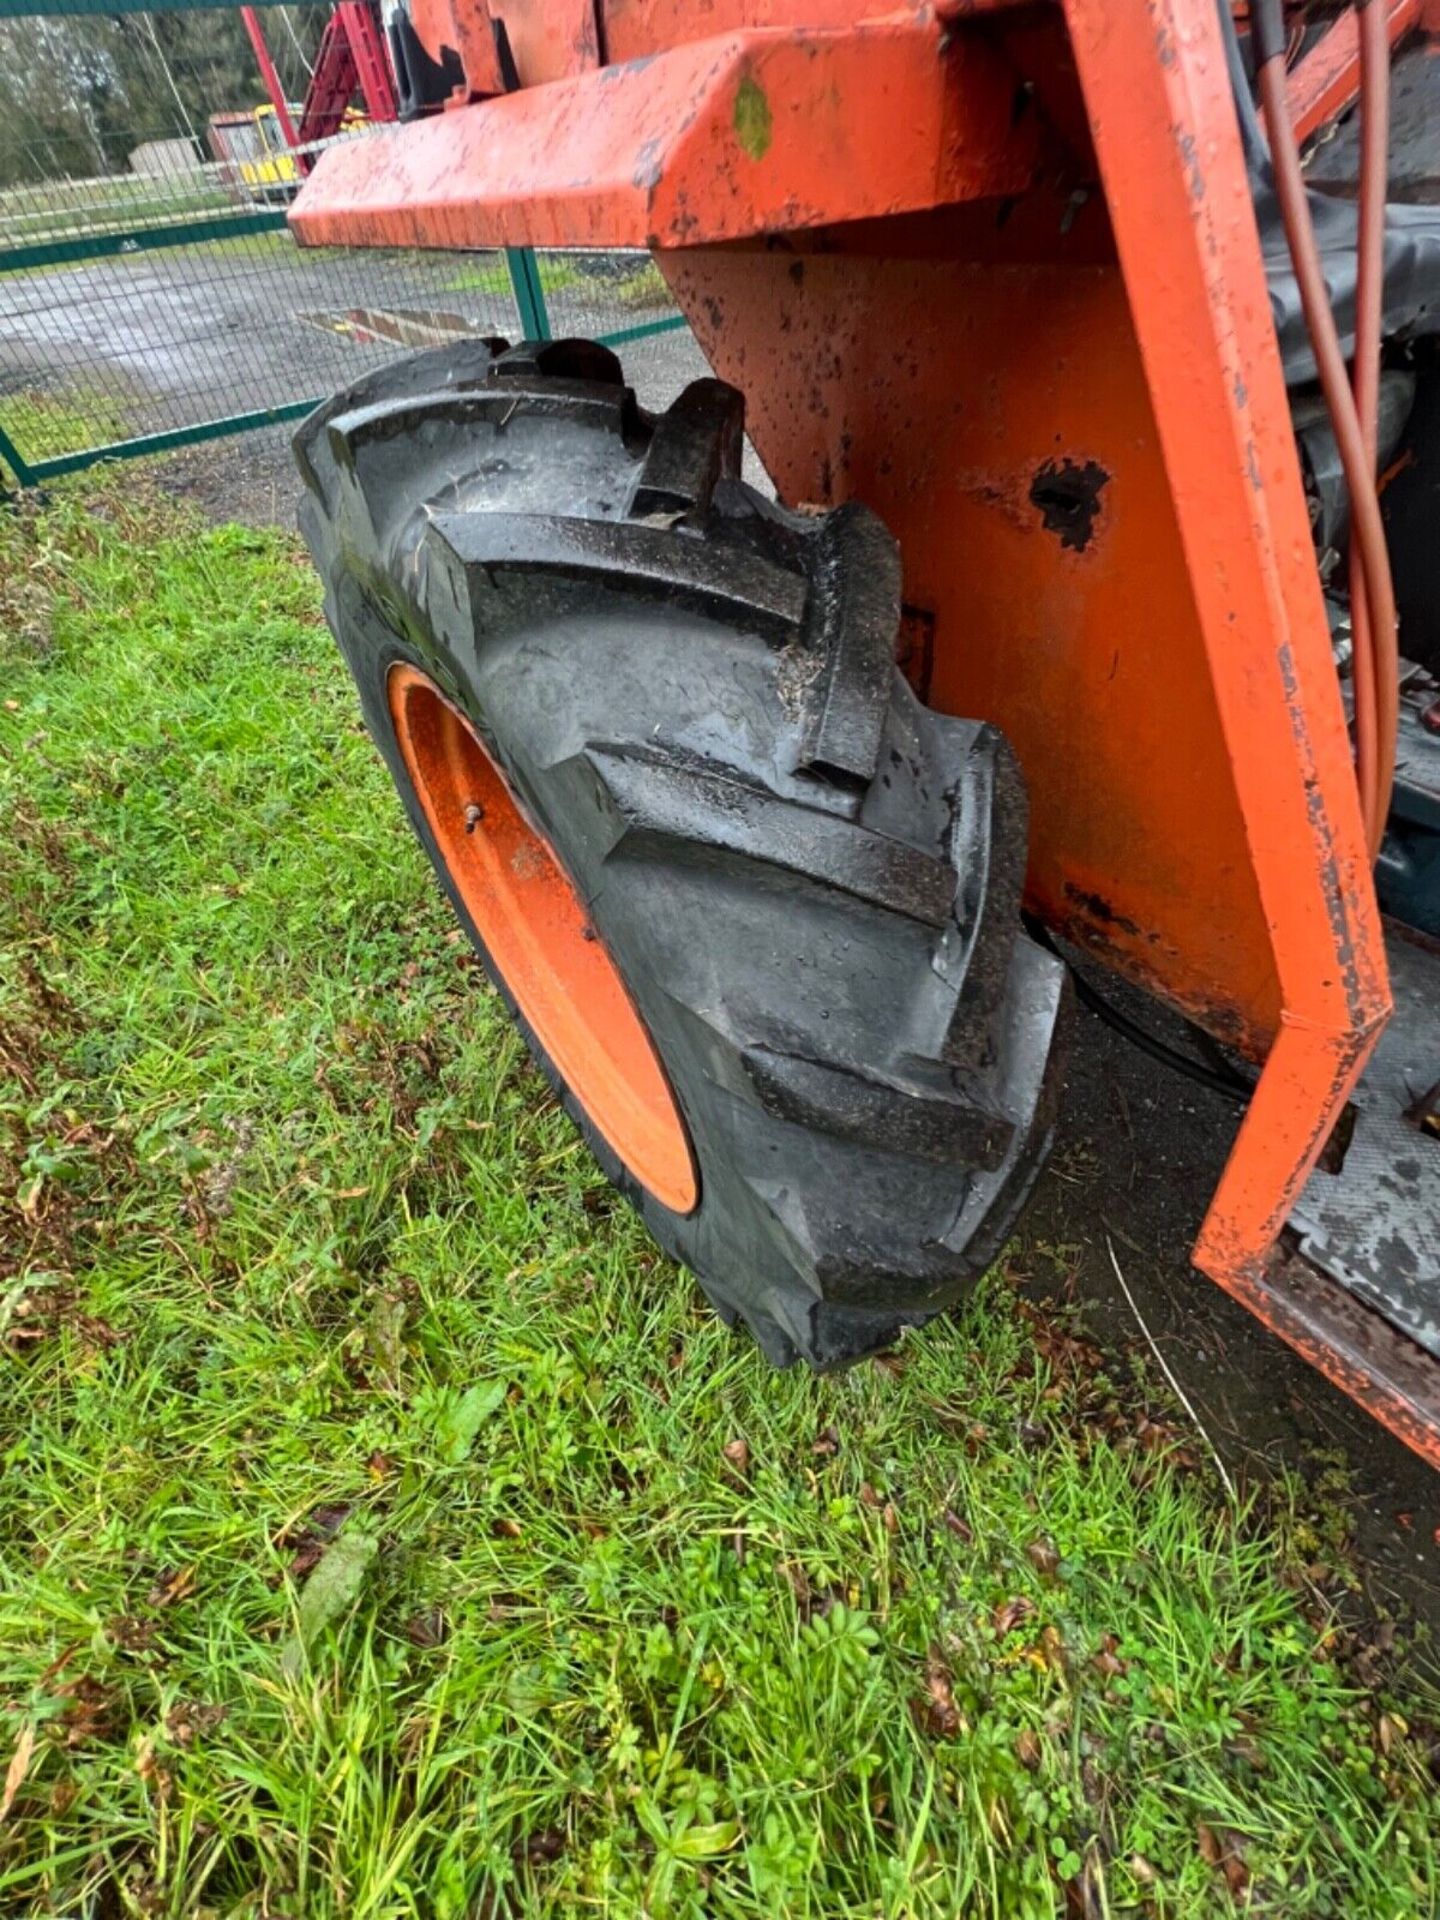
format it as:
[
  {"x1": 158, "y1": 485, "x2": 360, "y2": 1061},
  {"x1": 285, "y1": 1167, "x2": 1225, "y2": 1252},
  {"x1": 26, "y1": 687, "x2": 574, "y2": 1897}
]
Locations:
[
  {"x1": 136, "y1": 1735, "x2": 176, "y2": 1801},
  {"x1": 1093, "y1": 1632, "x2": 1130, "y2": 1679},
  {"x1": 36, "y1": 1644, "x2": 80, "y2": 1687},
  {"x1": 281, "y1": 1502, "x2": 356, "y2": 1581},
  {"x1": 0, "y1": 1724, "x2": 35, "y2": 1824},
  {"x1": 165, "y1": 1702, "x2": 227, "y2": 1748},
  {"x1": 107, "y1": 1615, "x2": 156, "y2": 1653},
  {"x1": 514, "y1": 1826, "x2": 565, "y2": 1865},
  {"x1": 913, "y1": 1646, "x2": 962, "y2": 1739},
  {"x1": 1064, "y1": 1852, "x2": 1107, "y2": 1920},
  {"x1": 404, "y1": 1609, "x2": 447, "y2": 1649},
  {"x1": 1378, "y1": 1711, "x2": 1408, "y2": 1755},
  {"x1": 781, "y1": 1560, "x2": 813, "y2": 1618},
  {"x1": 1197, "y1": 1822, "x2": 1250, "y2": 1899},
  {"x1": 722, "y1": 1437, "x2": 750, "y2": 1475},
  {"x1": 1015, "y1": 1727, "x2": 1042, "y2": 1770},
  {"x1": 1026, "y1": 1537, "x2": 1061, "y2": 1582},
  {"x1": 146, "y1": 1565, "x2": 196, "y2": 1608},
  {"x1": 993, "y1": 1596, "x2": 1036, "y2": 1639},
  {"x1": 58, "y1": 1676, "x2": 115, "y2": 1749}
]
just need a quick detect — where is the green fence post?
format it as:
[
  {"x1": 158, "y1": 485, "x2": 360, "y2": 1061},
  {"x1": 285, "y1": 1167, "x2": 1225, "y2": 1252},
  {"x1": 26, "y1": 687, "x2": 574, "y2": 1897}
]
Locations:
[
  {"x1": 0, "y1": 421, "x2": 37, "y2": 490},
  {"x1": 505, "y1": 248, "x2": 552, "y2": 341}
]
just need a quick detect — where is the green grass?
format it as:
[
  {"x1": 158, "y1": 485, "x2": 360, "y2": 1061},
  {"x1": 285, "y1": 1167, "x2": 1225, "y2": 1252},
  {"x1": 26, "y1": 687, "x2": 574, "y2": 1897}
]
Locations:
[
  {"x1": 443, "y1": 255, "x2": 573, "y2": 299},
  {"x1": 0, "y1": 174, "x2": 233, "y2": 250},
  {"x1": 0, "y1": 390, "x2": 132, "y2": 471},
  {"x1": 446, "y1": 254, "x2": 670, "y2": 313},
  {"x1": 601, "y1": 258, "x2": 673, "y2": 311},
  {"x1": 1, "y1": 476, "x2": 1438, "y2": 1919}
]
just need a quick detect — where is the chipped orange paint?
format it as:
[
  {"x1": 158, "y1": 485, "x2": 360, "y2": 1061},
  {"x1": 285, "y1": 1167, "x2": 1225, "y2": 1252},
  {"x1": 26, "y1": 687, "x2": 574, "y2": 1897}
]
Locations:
[
  {"x1": 493, "y1": 0, "x2": 601, "y2": 86},
  {"x1": 406, "y1": 0, "x2": 509, "y2": 98},
  {"x1": 291, "y1": 17, "x2": 1045, "y2": 251},
  {"x1": 1240, "y1": 1250, "x2": 1440, "y2": 1471},
  {"x1": 408, "y1": 0, "x2": 601, "y2": 92},
  {"x1": 1060, "y1": 0, "x2": 1387, "y2": 1289}
]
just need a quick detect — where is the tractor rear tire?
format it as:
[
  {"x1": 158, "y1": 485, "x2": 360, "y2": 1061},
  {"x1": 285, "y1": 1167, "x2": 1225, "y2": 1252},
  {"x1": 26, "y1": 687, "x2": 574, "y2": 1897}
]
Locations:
[{"x1": 295, "y1": 338, "x2": 1068, "y2": 1368}]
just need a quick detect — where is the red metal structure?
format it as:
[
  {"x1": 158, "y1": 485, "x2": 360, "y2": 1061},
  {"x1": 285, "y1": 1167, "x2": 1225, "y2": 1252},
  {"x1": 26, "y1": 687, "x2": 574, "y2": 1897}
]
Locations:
[
  {"x1": 303, "y1": 2, "x2": 398, "y2": 132},
  {"x1": 240, "y1": 5, "x2": 305, "y2": 157},
  {"x1": 242, "y1": 0, "x2": 397, "y2": 178},
  {"x1": 289, "y1": 0, "x2": 1440, "y2": 1463}
]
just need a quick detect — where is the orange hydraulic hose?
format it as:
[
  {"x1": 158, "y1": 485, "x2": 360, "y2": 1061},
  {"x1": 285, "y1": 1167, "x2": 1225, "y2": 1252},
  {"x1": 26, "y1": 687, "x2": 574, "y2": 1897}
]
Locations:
[
  {"x1": 1351, "y1": 0, "x2": 1398, "y2": 863},
  {"x1": 1255, "y1": 0, "x2": 1399, "y2": 863}
]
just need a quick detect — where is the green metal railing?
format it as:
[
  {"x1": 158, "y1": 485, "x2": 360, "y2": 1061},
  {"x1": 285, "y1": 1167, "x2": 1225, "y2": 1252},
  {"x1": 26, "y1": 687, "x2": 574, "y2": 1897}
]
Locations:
[
  {"x1": 0, "y1": 212, "x2": 550, "y2": 487},
  {"x1": 0, "y1": 207, "x2": 295, "y2": 486},
  {"x1": 0, "y1": 224, "x2": 692, "y2": 487},
  {"x1": 0, "y1": 0, "x2": 695, "y2": 488}
]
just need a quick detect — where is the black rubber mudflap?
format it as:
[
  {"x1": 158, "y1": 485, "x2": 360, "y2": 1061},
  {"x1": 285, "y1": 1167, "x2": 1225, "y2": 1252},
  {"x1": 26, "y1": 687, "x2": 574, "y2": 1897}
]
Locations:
[{"x1": 295, "y1": 338, "x2": 1069, "y2": 1368}]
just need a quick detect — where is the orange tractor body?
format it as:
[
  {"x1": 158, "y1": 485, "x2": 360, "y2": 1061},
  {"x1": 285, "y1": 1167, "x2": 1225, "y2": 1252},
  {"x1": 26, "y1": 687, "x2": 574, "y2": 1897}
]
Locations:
[{"x1": 291, "y1": 0, "x2": 1440, "y2": 1462}]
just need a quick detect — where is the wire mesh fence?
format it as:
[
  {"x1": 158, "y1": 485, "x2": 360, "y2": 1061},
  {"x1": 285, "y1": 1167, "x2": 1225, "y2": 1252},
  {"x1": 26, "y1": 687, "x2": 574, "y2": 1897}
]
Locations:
[
  {"x1": 0, "y1": 1, "x2": 702, "y2": 486},
  {"x1": 534, "y1": 250, "x2": 704, "y2": 412}
]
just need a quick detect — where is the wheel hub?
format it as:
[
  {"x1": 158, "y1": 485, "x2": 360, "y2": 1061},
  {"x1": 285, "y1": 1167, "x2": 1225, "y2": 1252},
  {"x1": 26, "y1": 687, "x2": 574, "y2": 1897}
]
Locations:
[{"x1": 387, "y1": 663, "x2": 698, "y2": 1215}]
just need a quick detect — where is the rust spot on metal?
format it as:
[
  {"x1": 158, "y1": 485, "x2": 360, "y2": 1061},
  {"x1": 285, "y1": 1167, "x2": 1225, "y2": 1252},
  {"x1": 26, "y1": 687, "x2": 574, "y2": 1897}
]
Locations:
[
  {"x1": 1029, "y1": 457, "x2": 1109, "y2": 552},
  {"x1": 600, "y1": 52, "x2": 657, "y2": 79},
  {"x1": 1233, "y1": 1244, "x2": 1440, "y2": 1472},
  {"x1": 1061, "y1": 882, "x2": 1144, "y2": 942}
]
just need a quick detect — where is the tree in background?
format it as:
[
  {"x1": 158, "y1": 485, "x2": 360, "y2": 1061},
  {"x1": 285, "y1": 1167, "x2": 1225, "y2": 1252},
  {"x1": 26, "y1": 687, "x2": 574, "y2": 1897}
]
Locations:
[{"x1": 0, "y1": 6, "x2": 328, "y2": 188}]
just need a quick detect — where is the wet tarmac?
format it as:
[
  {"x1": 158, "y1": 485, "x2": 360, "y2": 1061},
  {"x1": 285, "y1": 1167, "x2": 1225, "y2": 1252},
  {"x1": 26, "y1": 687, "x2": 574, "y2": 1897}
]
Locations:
[{"x1": 0, "y1": 241, "x2": 703, "y2": 451}]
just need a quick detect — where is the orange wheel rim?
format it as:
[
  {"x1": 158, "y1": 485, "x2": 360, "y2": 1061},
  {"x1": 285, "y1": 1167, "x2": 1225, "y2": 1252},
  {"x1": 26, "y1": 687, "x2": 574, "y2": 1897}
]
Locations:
[{"x1": 387, "y1": 663, "x2": 699, "y2": 1215}]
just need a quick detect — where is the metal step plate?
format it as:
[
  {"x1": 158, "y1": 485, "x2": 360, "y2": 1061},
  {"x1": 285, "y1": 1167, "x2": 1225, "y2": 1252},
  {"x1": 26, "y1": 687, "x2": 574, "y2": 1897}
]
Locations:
[{"x1": 1292, "y1": 931, "x2": 1440, "y2": 1358}]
